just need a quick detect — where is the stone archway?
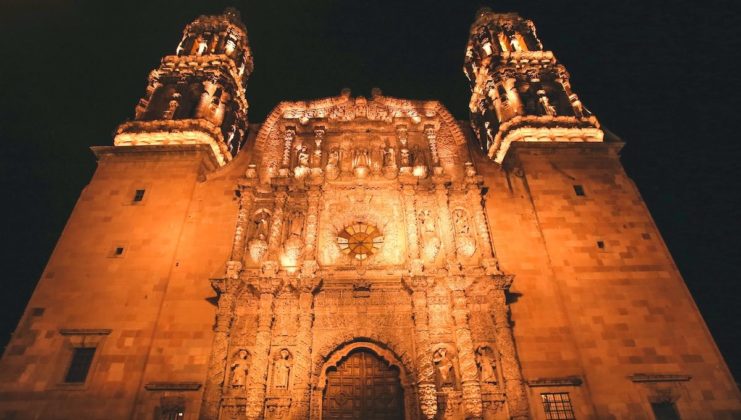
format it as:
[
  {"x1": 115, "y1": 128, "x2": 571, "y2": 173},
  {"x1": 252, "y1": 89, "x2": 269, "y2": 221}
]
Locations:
[{"x1": 313, "y1": 341, "x2": 418, "y2": 420}]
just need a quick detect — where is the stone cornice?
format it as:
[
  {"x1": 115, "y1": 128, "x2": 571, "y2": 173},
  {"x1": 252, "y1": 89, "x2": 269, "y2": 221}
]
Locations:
[
  {"x1": 629, "y1": 373, "x2": 692, "y2": 383},
  {"x1": 91, "y1": 144, "x2": 220, "y2": 171},
  {"x1": 58, "y1": 328, "x2": 112, "y2": 336},
  {"x1": 145, "y1": 382, "x2": 203, "y2": 391},
  {"x1": 527, "y1": 376, "x2": 583, "y2": 387}
]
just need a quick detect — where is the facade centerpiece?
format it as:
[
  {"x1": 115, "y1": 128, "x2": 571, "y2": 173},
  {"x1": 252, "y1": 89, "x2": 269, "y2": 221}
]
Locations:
[{"x1": 0, "y1": 7, "x2": 738, "y2": 420}]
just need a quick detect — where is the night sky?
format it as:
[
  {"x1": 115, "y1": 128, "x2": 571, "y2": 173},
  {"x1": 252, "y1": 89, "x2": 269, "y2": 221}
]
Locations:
[{"x1": 1, "y1": 0, "x2": 739, "y2": 383}]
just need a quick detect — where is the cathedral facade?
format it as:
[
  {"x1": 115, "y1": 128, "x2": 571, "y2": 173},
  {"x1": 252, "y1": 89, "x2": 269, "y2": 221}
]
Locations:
[{"x1": 0, "y1": 8, "x2": 738, "y2": 420}]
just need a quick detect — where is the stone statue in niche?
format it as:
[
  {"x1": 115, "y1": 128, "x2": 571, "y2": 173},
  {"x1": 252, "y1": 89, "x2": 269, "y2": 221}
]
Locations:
[
  {"x1": 400, "y1": 148, "x2": 411, "y2": 167},
  {"x1": 508, "y1": 33, "x2": 523, "y2": 51},
  {"x1": 384, "y1": 146, "x2": 397, "y2": 167},
  {"x1": 297, "y1": 145, "x2": 310, "y2": 167},
  {"x1": 433, "y1": 348, "x2": 455, "y2": 387},
  {"x1": 230, "y1": 349, "x2": 250, "y2": 388},
  {"x1": 412, "y1": 146, "x2": 428, "y2": 178},
  {"x1": 282, "y1": 211, "x2": 304, "y2": 265},
  {"x1": 352, "y1": 148, "x2": 371, "y2": 178},
  {"x1": 163, "y1": 93, "x2": 181, "y2": 119},
  {"x1": 325, "y1": 147, "x2": 341, "y2": 180},
  {"x1": 294, "y1": 145, "x2": 311, "y2": 179},
  {"x1": 453, "y1": 208, "x2": 477, "y2": 257},
  {"x1": 537, "y1": 89, "x2": 557, "y2": 116},
  {"x1": 287, "y1": 211, "x2": 304, "y2": 238},
  {"x1": 453, "y1": 209, "x2": 470, "y2": 235},
  {"x1": 418, "y1": 209, "x2": 441, "y2": 261},
  {"x1": 476, "y1": 346, "x2": 498, "y2": 384},
  {"x1": 418, "y1": 209, "x2": 436, "y2": 233},
  {"x1": 249, "y1": 211, "x2": 270, "y2": 261},
  {"x1": 383, "y1": 146, "x2": 398, "y2": 179},
  {"x1": 253, "y1": 211, "x2": 270, "y2": 241},
  {"x1": 476, "y1": 26, "x2": 493, "y2": 56},
  {"x1": 412, "y1": 146, "x2": 426, "y2": 167},
  {"x1": 273, "y1": 349, "x2": 292, "y2": 389}
]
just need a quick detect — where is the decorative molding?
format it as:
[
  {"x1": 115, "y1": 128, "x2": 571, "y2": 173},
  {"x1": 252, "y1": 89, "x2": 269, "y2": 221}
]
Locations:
[
  {"x1": 629, "y1": 373, "x2": 692, "y2": 383},
  {"x1": 58, "y1": 328, "x2": 112, "y2": 336},
  {"x1": 145, "y1": 382, "x2": 203, "y2": 391},
  {"x1": 527, "y1": 376, "x2": 583, "y2": 387}
]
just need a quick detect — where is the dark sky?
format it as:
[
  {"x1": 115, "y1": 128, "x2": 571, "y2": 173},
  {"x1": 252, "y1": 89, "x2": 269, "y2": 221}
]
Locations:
[{"x1": 1, "y1": 0, "x2": 739, "y2": 383}]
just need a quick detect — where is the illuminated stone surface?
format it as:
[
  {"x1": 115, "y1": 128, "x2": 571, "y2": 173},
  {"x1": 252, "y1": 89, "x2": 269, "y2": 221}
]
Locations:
[{"x1": 0, "y1": 7, "x2": 738, "y2": 420}]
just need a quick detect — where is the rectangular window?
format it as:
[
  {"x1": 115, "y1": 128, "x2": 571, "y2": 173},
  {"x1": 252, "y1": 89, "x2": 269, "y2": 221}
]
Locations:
[
  {"x1": 651, "y1": 402, "x2": 680, "y2": 420},
  {"x1": 160, "y1": 409, "x2": 185, "y2": 420},
  {"x1": 64, "y1": 347, "x2": 96, "y2": 383},
  {"x1": 541, "y1": 392, "x2": 576, "y2": 419},
  {"x1": 133, "y1": 189, "x2": 146, "y2": 202},
  {"x1": 573, "y1": 185, "x2": 585, "y2": 196}
]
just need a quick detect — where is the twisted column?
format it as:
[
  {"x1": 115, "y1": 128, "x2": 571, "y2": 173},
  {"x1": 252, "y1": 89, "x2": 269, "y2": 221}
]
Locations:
[
  {"x1": 490, "y1": 275, "x2": 529, "y2": 419},
  {"x1": 289, "y1": 281, "x2": 318, "y2": 419},
  {"x1": 466, "y1": 184, "x2": 500, "y2": 274},
  {"x1": 424, "y1": 124, "x2": 440, "y2": 166},
  {"x1": 401, "y1": 183, "x2": 420, "y2": 261},
  {"x1": 231, "y1": 189, "x2": 253, "y2": 264},
  {"x1": 434, "y1": 182, "x2": 457, "y2": 261},
  {"x1": 267, "y1": 190, "x2": 288, "y2": 256},
  {"x1": 282, "y1": 126, "x2": 296, "y2": 168},
  {"x1": 449, "y1": 280, "x2": 483, "y2": 419},
  {"x1": 406, "y1": 277, "x2": 437, "y2": 420},
  {"x1": 245, "y1": 282, "x2": 278, "y2": 420},
  {"x1": 200, "y1": 279, "x2": 239, "y2": 420},
  {"x1": 303, "y1": 186, "x2": 322, "y2": 257}
]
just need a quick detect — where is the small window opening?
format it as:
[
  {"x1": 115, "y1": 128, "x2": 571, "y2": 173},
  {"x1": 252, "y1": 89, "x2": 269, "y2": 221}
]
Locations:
[
  {"x1": 64, "y1": 347, "x2": 96, "y2": 383},
  {"x1": 114, "y1": 247, "x2": 125, "y2": 256},
  {"x1": 597, "y1": 240, "x2": 605, "y2": 249},
  {"x1": 133, "y1": 189, "x2": 145, "y2": 202},
  {"x1": 651, "y1": 401, "x2": 681, "y2": 420},
  {"x1": 573, "y1": 185, "x2": 585, "y2": 196}
]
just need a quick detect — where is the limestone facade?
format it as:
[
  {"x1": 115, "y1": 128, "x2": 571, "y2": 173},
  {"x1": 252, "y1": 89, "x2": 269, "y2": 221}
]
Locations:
[{"x1": 0, "y1": 7, "x2": 739, "y2": 420}]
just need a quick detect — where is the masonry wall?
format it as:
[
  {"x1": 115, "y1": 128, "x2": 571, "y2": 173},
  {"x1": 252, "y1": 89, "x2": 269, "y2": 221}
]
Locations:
[
  {"x1": 0, "y1": 146, "x2": 238, "y2": 419},
  {"x1": 480, "y1": 142, "x2": 741, "y2": 419}
]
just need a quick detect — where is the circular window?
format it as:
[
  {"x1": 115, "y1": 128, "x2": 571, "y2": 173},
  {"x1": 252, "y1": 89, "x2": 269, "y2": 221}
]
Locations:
[{"x1": 337, "y1": 223, "x2": 384, "y2": 260}]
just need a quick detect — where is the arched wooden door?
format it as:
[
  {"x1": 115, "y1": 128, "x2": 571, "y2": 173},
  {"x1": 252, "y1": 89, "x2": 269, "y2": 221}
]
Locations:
[{"x1": 322, "y1": 349, "x2": 405, "y2": 420}]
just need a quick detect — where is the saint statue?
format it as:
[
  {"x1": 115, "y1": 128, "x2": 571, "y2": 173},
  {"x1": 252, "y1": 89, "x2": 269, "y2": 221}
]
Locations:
[
  {"x1": 433, "y1": 348, "x2": 454, "y2": 387},
  {"x1": 509, "y1": 34, "x2": 522, "y2": 51},
  {"x1": 353, "y1": 148, "x2": 370, "y2": 169},
  {"x1": 418, "y1": 209, "x2": 436, "y2": 233},
  {"x1": 288, "y1": 211, "x2": 304, "y2": 238},
  {"x1": 383, "y1": 146, "x2": 397, "y2": 167},
  {"x1": 164, "y1": 94, "x2": 180, "y2": 119},
  {"x1": 476, "y1": 347, "x2": 498, "y2": 384},
  {"x1": 273, "y1": 349, "x2": 292, "y2": 389},
  {"x1": 327, "y1": 148, "x2": 340, "y2": 167},
  {"x1": 400, "y1": 148, "x2": 411, "y2": 167},
  {"x1": 537, "y1": 89, "x2": 557, "y2": 116},
  {"x1": 297, "y1": 145, "x2": 310, "y2": 167},
  {"x1": 230, "y1": 350, "x2": 249, "y2": 388},
  {"x1": 454, "y1": 209, "x2": 470, "y2": 235},
  {"x1": 254, "y1": 212, "x2": 270, "y2": 241}
]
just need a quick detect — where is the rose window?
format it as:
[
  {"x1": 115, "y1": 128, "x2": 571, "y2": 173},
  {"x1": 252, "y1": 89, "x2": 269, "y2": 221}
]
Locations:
[{"x1": 336, "y1": 223, "x2": 384, "y2": 260}]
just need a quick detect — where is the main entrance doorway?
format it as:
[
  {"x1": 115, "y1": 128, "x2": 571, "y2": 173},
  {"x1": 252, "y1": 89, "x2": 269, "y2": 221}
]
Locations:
[{"x1": 322, "y1": 349, "x2": 405, "y2": 420}]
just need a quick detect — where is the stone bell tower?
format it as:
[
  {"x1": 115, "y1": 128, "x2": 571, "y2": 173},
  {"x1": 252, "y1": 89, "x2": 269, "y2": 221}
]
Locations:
[
  {"x1": 114, "y1": 7, "x2": 253, "y2": 165},
  {"x1": 464, "y1": 8, "x2": 602, "y2": 163}
]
